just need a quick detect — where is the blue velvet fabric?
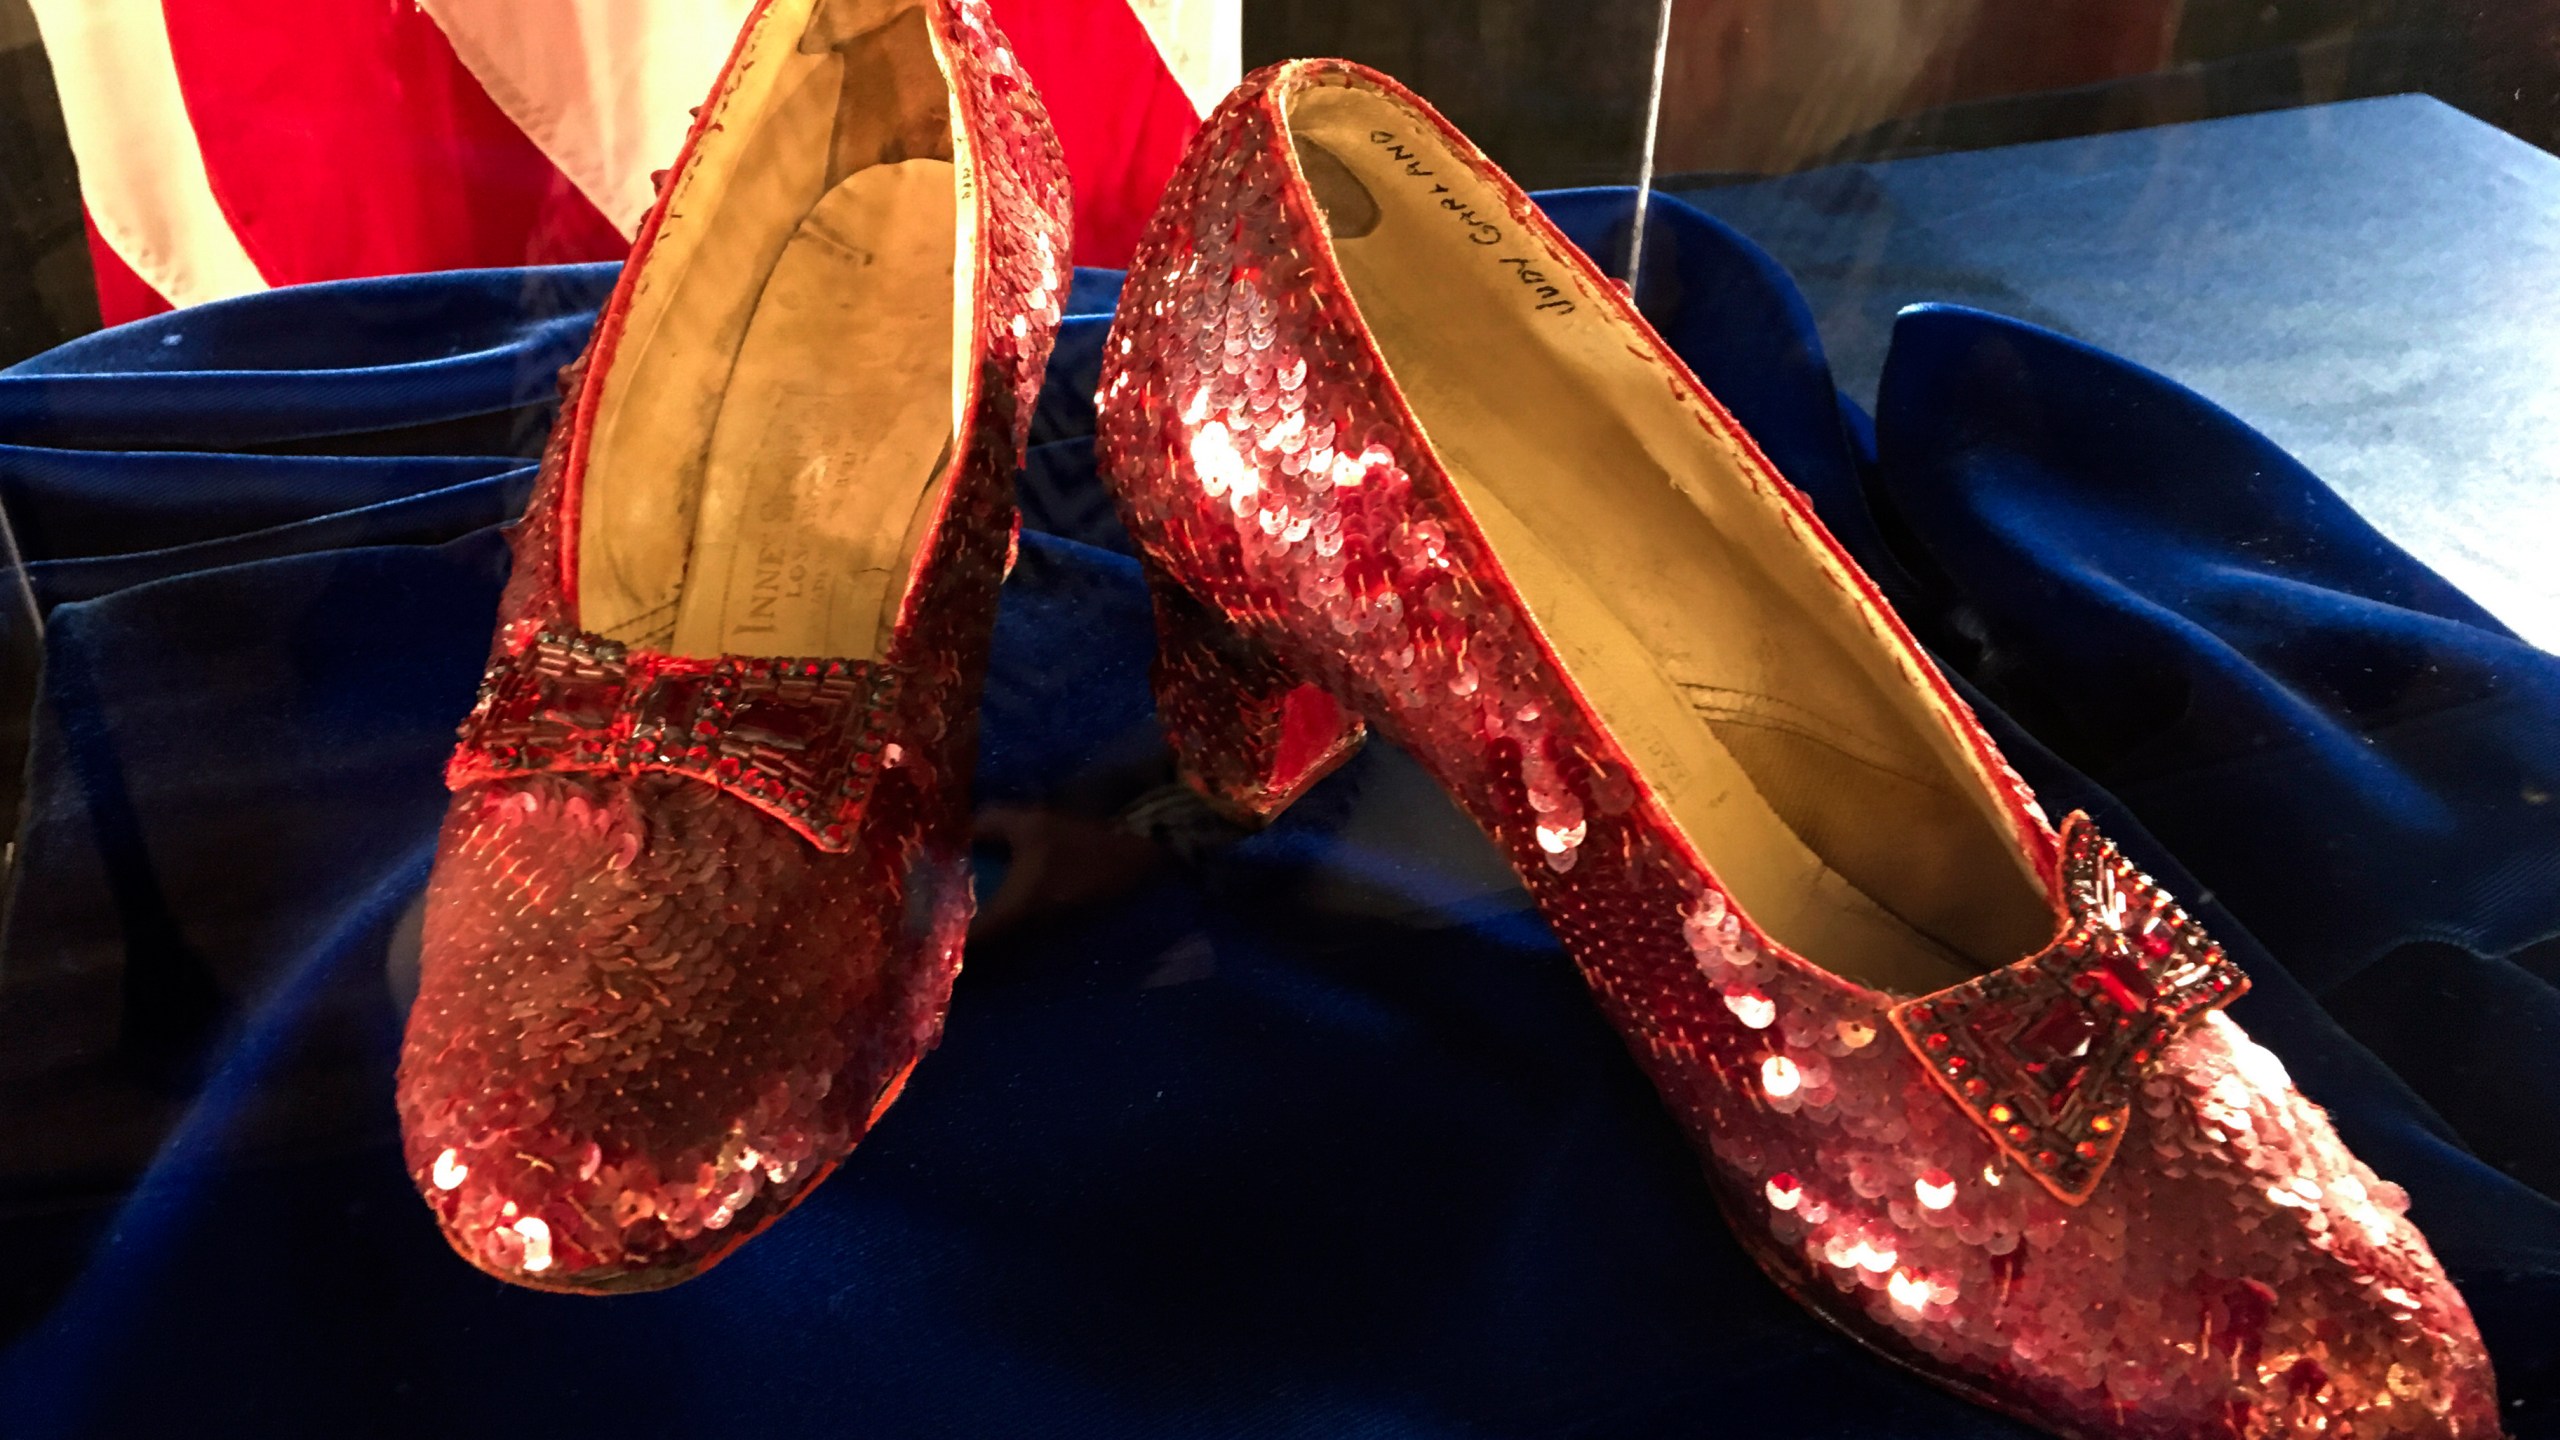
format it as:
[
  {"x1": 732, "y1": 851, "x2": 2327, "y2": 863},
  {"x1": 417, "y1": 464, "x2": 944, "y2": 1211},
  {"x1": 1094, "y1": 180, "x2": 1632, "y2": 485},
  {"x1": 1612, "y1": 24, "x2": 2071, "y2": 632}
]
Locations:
[{"x1": 0, "y1": 186, "x2": 2551, "y2": 1439}]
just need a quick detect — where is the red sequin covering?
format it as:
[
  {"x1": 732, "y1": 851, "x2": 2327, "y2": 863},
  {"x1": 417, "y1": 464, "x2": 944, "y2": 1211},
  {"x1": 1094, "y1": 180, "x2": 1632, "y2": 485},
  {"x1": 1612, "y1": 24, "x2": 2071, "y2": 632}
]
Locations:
[
  {"x1": 1096, "y1": 59, "x2": 2500, "y2": 1437},
  {"x1": 396, "y1": 0, "x2": 1071, "y2": 1292}
]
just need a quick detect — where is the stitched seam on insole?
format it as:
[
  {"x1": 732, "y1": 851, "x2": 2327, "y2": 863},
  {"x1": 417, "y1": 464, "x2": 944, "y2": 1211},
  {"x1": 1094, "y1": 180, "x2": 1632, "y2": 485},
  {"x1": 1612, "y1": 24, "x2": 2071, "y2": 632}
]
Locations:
[
  {"x1": 1676, "y1": 686, "x2": 1955, "y2": 794},
  {"x1": 1665, "y1": 676, "x2": 1896, "y2": 743},
  {"x1": 595, "y1": 596, "x2": 681, "y2": 643}
]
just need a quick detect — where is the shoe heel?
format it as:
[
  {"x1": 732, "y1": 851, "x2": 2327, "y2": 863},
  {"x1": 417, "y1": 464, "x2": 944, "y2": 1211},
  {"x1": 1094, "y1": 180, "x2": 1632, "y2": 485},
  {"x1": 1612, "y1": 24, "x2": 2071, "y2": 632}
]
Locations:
[{"x1": 1146, "y1": 572, "x2": 1365, "y2": 824}]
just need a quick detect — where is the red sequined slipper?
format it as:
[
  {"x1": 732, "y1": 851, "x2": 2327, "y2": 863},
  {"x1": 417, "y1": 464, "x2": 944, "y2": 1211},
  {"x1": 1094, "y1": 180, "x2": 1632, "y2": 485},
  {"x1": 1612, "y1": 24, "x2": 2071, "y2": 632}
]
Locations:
[
  {"x1": 1095, "y1": 59, "x2": 2501, "y2": 1436},
  {"x1": 394, "y1": 0, "x2": 1069, "y2": 1293}
]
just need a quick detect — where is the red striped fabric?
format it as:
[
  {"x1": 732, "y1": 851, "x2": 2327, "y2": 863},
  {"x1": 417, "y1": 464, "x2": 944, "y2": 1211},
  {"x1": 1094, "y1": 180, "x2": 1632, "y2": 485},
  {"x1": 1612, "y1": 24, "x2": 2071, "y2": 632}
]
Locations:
[
  {"x1": 159, "y1": 0, "x2": 629, "y2": 289},
  {"x1": 987, "y1": 0, "x2": 1202, "y2": 267},
  {"x1": 70, "y1": 0, "x2": 1204, "y2": 321}
]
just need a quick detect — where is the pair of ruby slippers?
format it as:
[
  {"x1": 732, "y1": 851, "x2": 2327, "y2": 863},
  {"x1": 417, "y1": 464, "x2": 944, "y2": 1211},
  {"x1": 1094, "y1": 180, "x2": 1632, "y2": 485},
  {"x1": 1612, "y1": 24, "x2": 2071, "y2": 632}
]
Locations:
[{"x1": 394, "y1": 2, "x2": 2500, "y2": 1434}]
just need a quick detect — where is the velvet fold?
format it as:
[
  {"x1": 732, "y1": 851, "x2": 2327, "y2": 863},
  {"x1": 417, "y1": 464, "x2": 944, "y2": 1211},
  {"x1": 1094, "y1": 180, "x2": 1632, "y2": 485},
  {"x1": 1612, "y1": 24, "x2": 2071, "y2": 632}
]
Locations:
[{"x1": 0, "y1": 189, "x2": 2549, "y2": 1437}]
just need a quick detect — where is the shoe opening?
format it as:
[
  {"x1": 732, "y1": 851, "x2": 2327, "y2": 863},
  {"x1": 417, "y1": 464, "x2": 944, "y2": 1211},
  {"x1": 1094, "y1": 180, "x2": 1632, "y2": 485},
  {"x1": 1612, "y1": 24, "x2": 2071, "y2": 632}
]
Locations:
[
  {"x1": 577, "y1": 0, "x2": 972, "y2": 663},
  {"x1": 1283, "y1": 71, "x2": 2055, "y2": 992}
]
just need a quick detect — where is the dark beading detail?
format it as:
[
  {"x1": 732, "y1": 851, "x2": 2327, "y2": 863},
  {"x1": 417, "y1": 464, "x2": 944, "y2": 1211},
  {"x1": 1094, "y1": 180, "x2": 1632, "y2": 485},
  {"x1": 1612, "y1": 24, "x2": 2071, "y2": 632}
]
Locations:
[
  {"x1": 1891, "y1": 813, "x2": 2246, "y2": 1203},
  {"x1": 448, "y1": 629, "x2": 899, "y2": 852}
]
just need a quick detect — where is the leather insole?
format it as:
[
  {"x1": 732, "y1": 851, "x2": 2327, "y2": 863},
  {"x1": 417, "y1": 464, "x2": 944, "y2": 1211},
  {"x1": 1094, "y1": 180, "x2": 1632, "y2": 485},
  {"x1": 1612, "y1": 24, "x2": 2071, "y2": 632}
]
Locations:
[
  {"x1": 1287, "y1": 86, "x2": 2053, "y2": 991},
  {"x1": 670, "y1": 159, "x2": 956, "y2": 658},
  {"x1": 572, "y1": 0, "x2": 964, "y2": 663}
]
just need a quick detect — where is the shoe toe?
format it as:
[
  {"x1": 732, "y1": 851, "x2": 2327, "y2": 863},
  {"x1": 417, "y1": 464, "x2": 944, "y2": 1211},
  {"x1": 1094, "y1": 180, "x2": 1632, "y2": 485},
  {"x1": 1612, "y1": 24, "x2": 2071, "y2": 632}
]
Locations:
[
  {"x1": 2086, "y1": 1013, "x2": 2502, "y2": 1437},
  {"x1": 1948, "y1": 1012, "x2": 2501, "y2": 1436},
  {"x1": 1706, "y1": 990, "x2": 2502, "y2": 1437},
  {"x1": 396, "y1": 770, "x2": 964, "y2": 1290}
]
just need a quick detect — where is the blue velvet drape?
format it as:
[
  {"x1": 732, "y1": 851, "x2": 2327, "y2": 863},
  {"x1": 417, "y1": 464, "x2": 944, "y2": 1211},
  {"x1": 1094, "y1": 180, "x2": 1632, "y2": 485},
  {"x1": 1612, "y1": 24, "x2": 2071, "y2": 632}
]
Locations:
[{"x1": 0, "y1": 189, "x2": 2548, "y2": 1438}]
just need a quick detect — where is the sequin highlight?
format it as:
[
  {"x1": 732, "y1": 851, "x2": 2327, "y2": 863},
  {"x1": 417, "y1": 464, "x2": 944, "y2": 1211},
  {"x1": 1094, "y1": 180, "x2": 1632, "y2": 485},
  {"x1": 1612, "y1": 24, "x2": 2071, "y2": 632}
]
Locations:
[
  {"x1": 396, "y1": 0, "x2": 1071, "y2": 1294},
  {"x1": 1094, "y1": 56, "x2": 2499, "y2": 1438}
]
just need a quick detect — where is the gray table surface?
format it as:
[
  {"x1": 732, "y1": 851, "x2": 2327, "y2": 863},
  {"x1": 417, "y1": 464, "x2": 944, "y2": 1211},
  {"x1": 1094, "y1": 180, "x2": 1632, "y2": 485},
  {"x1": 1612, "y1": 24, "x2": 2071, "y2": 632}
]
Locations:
[{"x1": 1675, "y1": 95, "x2": 2560, "y2": 653}]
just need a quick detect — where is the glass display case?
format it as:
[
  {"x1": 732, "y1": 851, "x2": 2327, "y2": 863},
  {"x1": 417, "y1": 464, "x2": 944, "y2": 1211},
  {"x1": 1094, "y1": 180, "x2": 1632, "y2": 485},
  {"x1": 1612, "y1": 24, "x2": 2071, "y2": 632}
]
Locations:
[{"x1": 0, "y1": 1, "x2": 2551, "y2": 1436}]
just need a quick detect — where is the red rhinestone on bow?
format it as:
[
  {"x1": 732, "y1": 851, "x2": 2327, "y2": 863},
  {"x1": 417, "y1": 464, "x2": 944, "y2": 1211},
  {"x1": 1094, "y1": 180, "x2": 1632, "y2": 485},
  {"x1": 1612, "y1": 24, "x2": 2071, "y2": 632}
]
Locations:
[{"x1": 1890, "y1": 813, "x2": 2247, "y2": 1202}]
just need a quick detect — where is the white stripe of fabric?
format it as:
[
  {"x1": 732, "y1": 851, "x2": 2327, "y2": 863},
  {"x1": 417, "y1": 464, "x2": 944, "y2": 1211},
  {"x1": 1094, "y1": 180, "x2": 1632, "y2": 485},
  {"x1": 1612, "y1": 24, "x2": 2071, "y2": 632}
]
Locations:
[
  {"x1": 420, "y1": 0, "x2": 756, "y2": 239},
  {"x1": 1126, "y1": 0, "x2": 1239, "y2": 119},
  {"x1": 26, "y1": 0, "x2": 268, "y2": 305}
]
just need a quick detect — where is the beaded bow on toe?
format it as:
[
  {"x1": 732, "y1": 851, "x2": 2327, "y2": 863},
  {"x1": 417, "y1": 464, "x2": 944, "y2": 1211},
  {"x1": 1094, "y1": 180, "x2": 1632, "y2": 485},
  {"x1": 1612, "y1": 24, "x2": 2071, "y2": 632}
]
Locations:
[
  {"x1": 1095, "y1": 59, "x2": 2499, "y2": 1437},
  {"x1": 394, "y1": 0, "x2": 1069, "y2": 1292}
]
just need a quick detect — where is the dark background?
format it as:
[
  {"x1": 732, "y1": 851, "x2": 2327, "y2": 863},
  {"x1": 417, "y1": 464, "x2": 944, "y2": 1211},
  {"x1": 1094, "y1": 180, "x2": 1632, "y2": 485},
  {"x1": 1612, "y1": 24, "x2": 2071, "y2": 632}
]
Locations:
[
  {"x1": 0, "y1": 0, "x2": 94, "y2": 369},
  {"x1": 1247, "y1": 0, "x2": 2560, "y2": 188}
]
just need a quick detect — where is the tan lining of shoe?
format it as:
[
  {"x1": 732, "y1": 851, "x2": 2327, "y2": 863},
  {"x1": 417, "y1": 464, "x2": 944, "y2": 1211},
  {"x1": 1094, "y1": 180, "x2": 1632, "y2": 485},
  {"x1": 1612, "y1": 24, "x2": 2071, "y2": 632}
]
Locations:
[
  {"x1": 575, "y1": 0, "x2": 972, "y2": 660},
  {"x1": 1286, "y1": 83, "x2": 2053, "y2": 992}
]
